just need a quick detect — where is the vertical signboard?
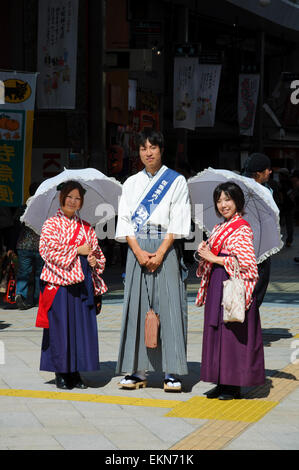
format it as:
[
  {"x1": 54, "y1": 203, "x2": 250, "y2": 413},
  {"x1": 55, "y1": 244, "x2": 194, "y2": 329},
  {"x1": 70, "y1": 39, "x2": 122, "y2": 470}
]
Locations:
[
  {"x1": 0, "y1": 72, "x2": 37, "y2": 206},
  {"x1": 196, "y1": 64, "x2": 221, "y2": 127},
  {"x1": 238, "y1": 74, "x2": 260, "y2": 136},
  {"x1": 0, "y1": 81, "x2": 4, "y2": 104},
  {"x1": 37, "y1": 0, "x2": 79, "y2": 109},
  {"x1": 173, "y1": 57, "x2": 198, "y2": 130}
]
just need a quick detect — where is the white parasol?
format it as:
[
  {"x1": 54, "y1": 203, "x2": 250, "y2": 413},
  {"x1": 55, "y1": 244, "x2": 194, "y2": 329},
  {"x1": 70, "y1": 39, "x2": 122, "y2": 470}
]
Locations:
[
  {"x1": 21, "y1": 167, "x2": 122, "y2": 235},
  {"x1": 188, "y1": 167, "x2": 283, "y2": 263}
]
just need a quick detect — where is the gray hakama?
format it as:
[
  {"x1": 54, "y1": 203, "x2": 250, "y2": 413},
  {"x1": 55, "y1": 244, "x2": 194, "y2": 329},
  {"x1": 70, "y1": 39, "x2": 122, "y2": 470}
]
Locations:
[{"x1": 115, "y1": 236, "x2": 188, "y2": 376}]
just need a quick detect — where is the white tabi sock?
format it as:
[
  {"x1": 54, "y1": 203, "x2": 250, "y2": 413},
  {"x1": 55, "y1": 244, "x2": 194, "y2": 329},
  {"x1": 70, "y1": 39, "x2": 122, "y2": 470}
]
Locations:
[
  {"x1": 120, "y1": 370, "x2": 146, "y2": 384},
  {"x1": 165, "y1": 374, "x2": 181, "y2": 387}
]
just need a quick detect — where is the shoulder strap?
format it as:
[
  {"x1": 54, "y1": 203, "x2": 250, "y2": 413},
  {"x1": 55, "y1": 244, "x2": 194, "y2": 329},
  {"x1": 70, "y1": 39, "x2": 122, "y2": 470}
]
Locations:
[
  {"x1": 131, "y1": 168, "x2": 180, "y2": 234},
  {"x1": 210, "y1": 218, "x2": 250, "y2": 256}
]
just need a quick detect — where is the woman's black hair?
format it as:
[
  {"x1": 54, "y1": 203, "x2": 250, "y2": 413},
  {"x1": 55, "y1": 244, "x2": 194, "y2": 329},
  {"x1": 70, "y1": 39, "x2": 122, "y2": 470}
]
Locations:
[
  {"x1": 213, "y1": 182, "x2": 245, "y2": 217},
  {"x1": 136, "y1": 128, "x2": 164, "y2": 150},
  {"x1": 58, "y1": 180, "x2": 85, "y2": 209}
]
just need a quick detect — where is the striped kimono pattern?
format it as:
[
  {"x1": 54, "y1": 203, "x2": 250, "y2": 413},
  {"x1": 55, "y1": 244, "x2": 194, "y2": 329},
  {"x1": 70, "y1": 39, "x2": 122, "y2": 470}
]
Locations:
[
  {"x1": 39, "y1": 208, "x2": 107, "y2": 295},
  {"x1": 196, "y1": 213, "x2": 258, "y2": 310}
]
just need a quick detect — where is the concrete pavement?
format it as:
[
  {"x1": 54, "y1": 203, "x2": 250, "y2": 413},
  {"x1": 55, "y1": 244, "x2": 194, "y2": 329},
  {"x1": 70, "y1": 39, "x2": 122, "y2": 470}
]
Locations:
[{"x1": 0, "y1": 226, "x2": 298, "y2": 451}]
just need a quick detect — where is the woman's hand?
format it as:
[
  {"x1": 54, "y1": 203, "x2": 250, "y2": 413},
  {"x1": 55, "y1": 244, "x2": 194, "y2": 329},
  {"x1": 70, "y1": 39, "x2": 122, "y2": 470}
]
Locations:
[
  {"x1": 198, "y1": 243, "x2": 216, "y2": 263},
  {"x1": 197, "y1": 241, "x2": 207, "y2": 253},
  {"x1": 87, "y1": 253, "x2": 97, "y2": 268},
  {"x1": 198, "y1": 243, "x2": 224, "y2": 266},
  {"x1": 77, "y1": 243, "x2": 92, "y2": 256}
]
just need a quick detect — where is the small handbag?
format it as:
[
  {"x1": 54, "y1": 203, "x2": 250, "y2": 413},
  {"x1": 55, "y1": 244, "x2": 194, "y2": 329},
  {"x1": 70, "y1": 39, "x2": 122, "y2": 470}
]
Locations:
[
  {"x1": 222, "y1": 257, "x2": 246, "y2": 323},
  {"x1": 144, "y1": 272, "x2": 160, "y2": 349}
]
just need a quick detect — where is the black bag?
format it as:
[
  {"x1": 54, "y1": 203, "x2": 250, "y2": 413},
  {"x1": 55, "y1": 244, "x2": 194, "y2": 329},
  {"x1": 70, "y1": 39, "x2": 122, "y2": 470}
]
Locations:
[{"x1": 94, "y1": 294, "x2": 102, "y2": 315}]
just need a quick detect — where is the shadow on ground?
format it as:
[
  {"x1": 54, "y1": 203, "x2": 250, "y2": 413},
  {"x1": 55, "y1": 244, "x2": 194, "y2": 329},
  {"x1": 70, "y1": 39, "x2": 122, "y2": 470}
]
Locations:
[
  {"x1": 243, "y1": 368, "x2": 297, "y2": 399},
  {"x1": 44, "y1": 361, "x2": 203, "y2": 392},
  {"x1": 262, "y1": 328, "x2": 293, "y2": 347},
  {"x1": 0, "y1": 320, "x2": 12, "y2": 330}
]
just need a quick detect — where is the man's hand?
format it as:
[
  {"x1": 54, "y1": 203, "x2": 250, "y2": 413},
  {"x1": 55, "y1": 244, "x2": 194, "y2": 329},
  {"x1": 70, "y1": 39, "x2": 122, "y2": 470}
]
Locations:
[
  {"x1": 145, "y1": 251, "x2": 164, "y2": 273},
  {"x1": 135, "y1": 249, "x2": 155, "y2": 267}
]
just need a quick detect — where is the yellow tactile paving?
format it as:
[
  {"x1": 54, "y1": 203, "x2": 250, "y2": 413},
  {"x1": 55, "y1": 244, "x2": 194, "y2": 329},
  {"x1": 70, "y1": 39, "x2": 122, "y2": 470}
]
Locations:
[
  {"x1": 165, "y1": 396, "x2": 278, "y2": 423},
  {"x1": 171, "y1": 361, "x2": 299, "y2": 450},
  {"x1": 171, "y1": 420, "x2": 249, "y2": 450},
  {"x1": 0, "y1": 361, "x2": 298, "y2": 451},
  {"x1": 0, "y1": 389, "x2": 180, "y2": 409}
]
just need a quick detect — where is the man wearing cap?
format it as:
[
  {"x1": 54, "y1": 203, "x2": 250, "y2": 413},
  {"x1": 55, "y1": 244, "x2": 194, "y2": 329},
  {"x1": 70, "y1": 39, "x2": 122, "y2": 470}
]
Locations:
[
  {"x1": 242, "y1": 152, "x2": 274, "y2": 308},
  {"x1": 243, "y1": 152, "x2": 272, "y2": 187}
]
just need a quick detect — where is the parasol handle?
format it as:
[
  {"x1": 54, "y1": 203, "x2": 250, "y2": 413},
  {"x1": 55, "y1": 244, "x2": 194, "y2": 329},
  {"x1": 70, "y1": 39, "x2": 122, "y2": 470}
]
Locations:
[{"x1": 77, "y1": 211, "x2": 92, "y2": 245}]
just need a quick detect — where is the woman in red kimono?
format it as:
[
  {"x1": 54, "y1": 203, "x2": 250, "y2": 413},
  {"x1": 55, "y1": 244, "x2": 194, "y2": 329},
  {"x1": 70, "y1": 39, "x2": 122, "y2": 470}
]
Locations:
[
  {"x1": 196, "y1": 182, "x2": 265, "y2": 400},
  {"x1": 37, "y1": 180, "x2": 107, "y2": 389}
]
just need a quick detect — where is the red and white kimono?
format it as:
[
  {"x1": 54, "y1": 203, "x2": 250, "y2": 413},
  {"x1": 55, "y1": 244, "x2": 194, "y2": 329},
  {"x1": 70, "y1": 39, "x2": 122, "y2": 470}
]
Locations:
[
  {"x1": 196, "y1": 213, "x2": 258, "y2": 310},
  {"x1": 39, "y1": 208, "x2": 107, "y2": 296}
]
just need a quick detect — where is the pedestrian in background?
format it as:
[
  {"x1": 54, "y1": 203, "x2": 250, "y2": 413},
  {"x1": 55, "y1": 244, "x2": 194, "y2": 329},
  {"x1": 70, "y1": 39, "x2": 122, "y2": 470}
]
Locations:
[
  {"x1": 242, "y1": 152, "x2": 274, "y2": 307},
  {"x1": 195, "y1": 182, "x2": 265, "y2": 400},
  {"x1": 14, "y1": 182, "x2": 43, "y2": 309}
]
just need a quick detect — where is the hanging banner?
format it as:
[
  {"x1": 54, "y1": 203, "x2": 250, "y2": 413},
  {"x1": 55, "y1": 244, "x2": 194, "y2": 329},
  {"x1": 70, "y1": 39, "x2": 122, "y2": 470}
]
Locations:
[
  {"x1": 37, "y1": 0, "x2": 79, "y2": 109},
  {"x1": 0, "y1": 81, "x2": 4, "y2": 104},
  {"x1": 0, "y1": 71, "x2": 37, "y2": 207},
  {"x1": 196, "y1": 64, "x2": 221, "y2": 127},
  {"x1": 238, "y1": 74, "x2": 260, "y2": 136},
  {"x1": 173, "y1": 57, "x2": 198, "y2": 130}
]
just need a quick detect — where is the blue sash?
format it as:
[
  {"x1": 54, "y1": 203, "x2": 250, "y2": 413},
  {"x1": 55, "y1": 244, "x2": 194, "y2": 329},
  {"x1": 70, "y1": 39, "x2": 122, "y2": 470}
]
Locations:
[{"x1": 131, "y1": 168, "x2": 180, "y2": 234}]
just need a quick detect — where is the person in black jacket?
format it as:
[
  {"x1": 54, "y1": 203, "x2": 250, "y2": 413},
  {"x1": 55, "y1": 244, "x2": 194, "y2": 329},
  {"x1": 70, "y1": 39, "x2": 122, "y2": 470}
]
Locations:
[{"x1": 242, "y1": 153, "x2": 274, "y2": 308}]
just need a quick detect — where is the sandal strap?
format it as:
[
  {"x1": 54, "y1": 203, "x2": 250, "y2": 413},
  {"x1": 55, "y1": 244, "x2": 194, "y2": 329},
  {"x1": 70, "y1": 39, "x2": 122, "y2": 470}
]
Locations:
[
  {"x1": 164, "y1": 378, "x2": 181, "y2": 385},
  {"x1": 124, "y1": 375, "x2": 144, "y2": 383}
]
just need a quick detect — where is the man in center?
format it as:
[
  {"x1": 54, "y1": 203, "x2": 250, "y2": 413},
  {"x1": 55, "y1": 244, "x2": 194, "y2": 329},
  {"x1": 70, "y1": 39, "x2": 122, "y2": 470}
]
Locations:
[{"x1": 115, "y1": 128, "x2": 191, "y2": 392}]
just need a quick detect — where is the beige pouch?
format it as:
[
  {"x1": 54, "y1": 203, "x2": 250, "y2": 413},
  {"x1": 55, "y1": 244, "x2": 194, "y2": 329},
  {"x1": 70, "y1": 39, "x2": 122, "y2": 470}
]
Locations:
[
  {"x1": 144, "y1": 271, "x2": 160, "y2": 348},
  {"x1": 145, "y1": 308, "x2": 160, "y2": 348}
]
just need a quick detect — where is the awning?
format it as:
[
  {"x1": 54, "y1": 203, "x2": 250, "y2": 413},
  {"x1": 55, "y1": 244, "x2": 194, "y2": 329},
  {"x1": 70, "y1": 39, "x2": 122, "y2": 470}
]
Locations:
[{"x1": 226, "y1": 0, "x2": 299, "y2": 32}]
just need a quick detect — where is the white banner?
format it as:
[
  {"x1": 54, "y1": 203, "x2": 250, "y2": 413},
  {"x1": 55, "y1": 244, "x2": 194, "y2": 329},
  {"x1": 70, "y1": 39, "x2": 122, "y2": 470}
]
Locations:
[
  {"x1": 195, "y1": 64, "x2": 221, "y2": 127},
  {"x1": 0, "y1": 81, "x2": 4, "y2": 104},
  {"x1": 173, "y1": 58, "x2": 198, "y2": 130},
  {"x1": 238, "y1": 74, "x2": 260, "y2": 136},
  {"x1": 37, "y1": 0, "x2": 79, "y2": 109}
]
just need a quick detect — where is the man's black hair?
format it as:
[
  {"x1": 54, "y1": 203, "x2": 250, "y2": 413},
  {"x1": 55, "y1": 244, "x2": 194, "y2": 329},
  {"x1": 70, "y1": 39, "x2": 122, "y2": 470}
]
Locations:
[{"x1": 136, "y1": 128, "x2": 164, "y2": 150}]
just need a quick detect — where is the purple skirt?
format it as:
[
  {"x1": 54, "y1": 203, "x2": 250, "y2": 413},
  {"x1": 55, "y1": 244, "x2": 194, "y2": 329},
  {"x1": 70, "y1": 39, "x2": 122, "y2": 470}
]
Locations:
[
  {"x1": 40, "y1": 277, "x2": 100, "y2": 373},
  {"x1": 200, "y1": 262, "x2": 265, "y2": 387}
]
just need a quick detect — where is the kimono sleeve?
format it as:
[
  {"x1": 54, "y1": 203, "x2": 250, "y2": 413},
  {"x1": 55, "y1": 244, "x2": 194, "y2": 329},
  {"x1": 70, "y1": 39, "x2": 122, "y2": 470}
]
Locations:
[
  {"x1": 39, "y1": 218, "x2": 77, "y2": 269},
  {"x1": 89, "y1": 226, "x2": 106, "y2": 274},
  {"x1": 223, "y1": 226, "x2": 258, "y2": 281},
  {"x1": 115, "y1": 180, "x2": 135, "y2": 242},
  {"x1": 89, "y1": 227, "x2": 108, "y2": 295},
  {"x1": 167, "y1": 176, "x2": 191, "y2": 238}
]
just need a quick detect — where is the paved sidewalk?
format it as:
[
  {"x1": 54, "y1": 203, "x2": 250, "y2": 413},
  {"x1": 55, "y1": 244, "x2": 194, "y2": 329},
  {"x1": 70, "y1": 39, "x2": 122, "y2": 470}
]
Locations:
[{"x1": 0, "y1": 227, "x2": 298, "y2": 451}]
